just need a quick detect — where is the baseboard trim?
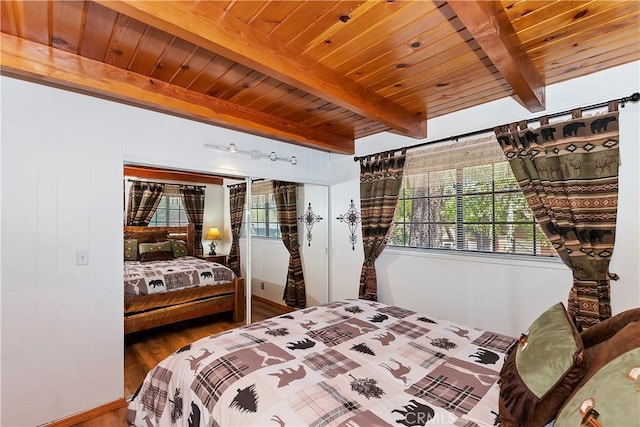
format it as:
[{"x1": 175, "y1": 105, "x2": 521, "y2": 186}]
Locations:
[
  {"x1": 252, "y1": 295, "x2": 296, "y2": 313},
  {"x1": 43, "y1": 398, "x2": 127, "y2": 427}
]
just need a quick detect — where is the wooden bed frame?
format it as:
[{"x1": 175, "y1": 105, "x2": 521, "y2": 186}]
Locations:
[{"x1": 123, "y1": 224, "x2": 244, "y2": 334}]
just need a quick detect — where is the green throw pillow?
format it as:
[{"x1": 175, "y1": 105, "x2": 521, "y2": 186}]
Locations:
[
  {"x1": 556, "y1": 315, "x2": 640, "y2": 427},
  {"x1": 138, "y1": 241, "x2": 173, "y2": 262},
  {"x1": 124, "y1": 239, "x2": 138, "y2": 261},
  {"x1": 169, "y1": 239, "x2": 189, "y2": 257},
  {"x1": 498, "y1": 302, "x2": 586, "y2": 426},
  {"x1": 138, "y1": 241, "x2": 172, "y2": 254},
  {"x1": 555, "y1": 347, "x2": 640, "y2": 427}
]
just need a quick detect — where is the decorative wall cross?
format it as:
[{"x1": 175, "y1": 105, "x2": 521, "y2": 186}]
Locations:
[
  {"x1": 298, "y1": 202, "x2": 323, "y2": 246},
  {"x1": 337, "y1": 199, "x2": 361, "y2": 250}
]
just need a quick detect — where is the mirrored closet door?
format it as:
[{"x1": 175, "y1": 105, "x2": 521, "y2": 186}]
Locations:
[{"x1": 247, "y1": 179, "x2": 329, "y2": 323}]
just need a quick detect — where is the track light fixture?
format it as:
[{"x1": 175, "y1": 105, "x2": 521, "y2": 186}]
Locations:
[{"x1": 204, "y1": 143, "x2": 298, "y2": 166}]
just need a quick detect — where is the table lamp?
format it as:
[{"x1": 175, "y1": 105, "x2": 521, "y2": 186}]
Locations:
[{"x1": 205, "y1": 227, "x2": 221, "y2": 255}]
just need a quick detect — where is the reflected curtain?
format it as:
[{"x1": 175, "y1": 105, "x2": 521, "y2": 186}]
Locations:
[
  {"x1": 273, "y1": 181, "x2": 306, "y2": 308},
  {"x1": 126, "y1": 181, "x2": 164, "y2": 226},
  {"x1": 179, "y1": 185, "x2": 205, "y2": 255},
  {"x1": 228, "y1": 183, "x2": 246, "y2": 276},
  {"x1": 358, "y1": 149, "x2": 406, "y2": 301},
  {"x1": 495, "y1": 103, "x2": 620, "y2": 330}
]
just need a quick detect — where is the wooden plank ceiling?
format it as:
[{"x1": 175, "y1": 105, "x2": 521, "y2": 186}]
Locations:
[{"x1": 1, "y1": 0, "x2": 638, "y2": 154}]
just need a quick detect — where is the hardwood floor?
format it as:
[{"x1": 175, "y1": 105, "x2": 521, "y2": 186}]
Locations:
[{"x1": 72, "y1": 298, "x2": 291, "y2": 427}]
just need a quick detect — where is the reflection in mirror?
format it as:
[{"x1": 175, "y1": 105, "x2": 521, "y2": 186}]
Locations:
[
  {"x1": 122, "y1": 164, "x2": 249, "y2": 398},
  {"x1": 120, "y1": 165, "x2": 330, "y2": 399},
  {"x1": 248, "y1": 179, "x2": 329, "y2": 323},
  {"x1": 122, "y1": 165, "x2": 247, "y2": 323}
]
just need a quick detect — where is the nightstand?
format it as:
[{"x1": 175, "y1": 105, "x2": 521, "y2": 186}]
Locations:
[{"x1": 196, "y1": 254, "x2": 227, "y2": 266}]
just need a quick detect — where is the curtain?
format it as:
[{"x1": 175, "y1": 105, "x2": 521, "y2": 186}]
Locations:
[
  {"x1": 126, "y1": 181, "x2": 165, "y2": 226},
  {"x1": 228, "y1": 183, "x2": 246, "y2": 277},
  {"x1": 495, "y1": 103, "x2": 620, "y2": 330},
  {"x1": 273, "y1": 181, "x2": 306, "y2": 308},
  {"x1": 358, "y1": 149, "x2": 406, "y2": 301},
  {"x1": 179, "y1": 185, "x2": 206, "y2": 255}
]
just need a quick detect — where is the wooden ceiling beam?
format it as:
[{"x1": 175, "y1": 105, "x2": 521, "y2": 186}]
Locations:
[
  {"x1": 0, "y1": 33, "x2": 354, "y2": 154},
  {"x1": 94, "y1": 0, "x2": 426, "y2": 139},
  {"x1": 448, "y1": 0, "x2": 546, "y2": 112}
]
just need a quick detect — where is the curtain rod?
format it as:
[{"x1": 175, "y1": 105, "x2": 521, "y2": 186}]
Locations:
[
  {"x1": 354, "y1": 91, "x2": 640, "y2": 162},
  {"x1": 226, "y1": 178, "x2": 264, "y2": 188},
  {"x1": 127, "y1": 179, "x2": 206, "y2": 189},
  {"x1": 227, "y1": 182, "x2": 248, "y2": 188}
]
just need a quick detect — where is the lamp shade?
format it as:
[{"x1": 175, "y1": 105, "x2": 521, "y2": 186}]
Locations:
[{"x1": 205, "y1": 227, "x2": 221, "y2": 240}]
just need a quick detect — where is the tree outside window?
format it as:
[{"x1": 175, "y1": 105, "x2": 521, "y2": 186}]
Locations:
[{"x1": 389, "y1": 137, "x2": 555, "y2": 257}]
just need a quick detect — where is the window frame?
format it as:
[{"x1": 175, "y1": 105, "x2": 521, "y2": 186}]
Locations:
[
  {"x1": 247, "y1": 191, "x2": 281, "y2": 239},
  {"x1": 389, "y1": 146, "x2": 556, "y2": 258},
  {"x1": 148, "y1": 194, "x2": 189, "y2": 227}
]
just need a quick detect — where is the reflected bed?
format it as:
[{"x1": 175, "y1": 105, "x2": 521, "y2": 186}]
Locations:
[{"x1": 124, "y1": 225, "x2": 244, "y2": 334}]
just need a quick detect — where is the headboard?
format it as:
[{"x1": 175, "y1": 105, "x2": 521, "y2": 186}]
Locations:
[{"x1": 124, "y1": 223, "x2": 196, "y2": 255}]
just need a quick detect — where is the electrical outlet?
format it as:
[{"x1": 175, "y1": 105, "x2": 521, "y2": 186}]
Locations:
[
  {"x1": 260, "y1": 282, "x2": 265, "y2": 290},
  {"x1": 76, "y1": 250, "x2": 89, "y2": 266}
]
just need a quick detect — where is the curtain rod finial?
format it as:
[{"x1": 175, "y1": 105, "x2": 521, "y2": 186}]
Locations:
[{"x1": 621, "y1": 92, "x2": 640, "y2": 108}]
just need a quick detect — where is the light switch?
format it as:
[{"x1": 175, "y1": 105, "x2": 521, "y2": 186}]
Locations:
[{"x1": 76, "y1": 250, "x2": 89, "y2": 266}]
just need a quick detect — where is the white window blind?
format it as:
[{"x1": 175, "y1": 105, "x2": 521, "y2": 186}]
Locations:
[{"x1": 390, "y1": 135, "x2": 556, "y2": 257}]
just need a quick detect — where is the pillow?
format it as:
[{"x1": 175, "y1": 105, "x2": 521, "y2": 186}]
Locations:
[
  {"x1": 138, "y1": 241, "x2": 173, "y2": 262},
  {"x1": 124, "y1": 239, "x2": 138, "y2": 261},
  {"x1": 498, "y1": 302, "x2": 587, "y2": 426},
  {"x1": 555, "y1": 318, "x2": 640, "y2": 427},
  {"x1": 169, "y1": 239, "x2": 189, "y2": 257},
  {"x1": 580, "y1": 306, "x2": 640, "y2": 349}
]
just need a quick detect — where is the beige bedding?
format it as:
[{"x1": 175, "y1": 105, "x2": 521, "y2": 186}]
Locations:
[{"x1": 127, "y1": 298, "x2": 516, "y2": 426}]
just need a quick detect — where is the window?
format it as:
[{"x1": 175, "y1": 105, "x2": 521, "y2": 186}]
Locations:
[
  {"x1": 248, "y1": 181, "x2": 281, "y2": 238},
  {"x1": 149, "y1": 194, "x2": 189, "y2": 227},
  {"x1": 389, "y1": 136, "x2": 556, "y2": 257}
]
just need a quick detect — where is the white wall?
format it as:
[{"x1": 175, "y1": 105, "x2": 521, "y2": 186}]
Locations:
[
  {"x1": 0, "y1": 76, "x2": 330, "y2": 426},
  {"x1": 202, "y1": 184, "x2": 225, "y2": 254},
  {"x1": 299, "y1": 184, "x2": 329, "y2": 307},
  {"x1": 330, "y1": 61, "x2": 640, "y2": 337},
  {"x1": 251, "y1": 238, "x2": 290, "y2": 301}
]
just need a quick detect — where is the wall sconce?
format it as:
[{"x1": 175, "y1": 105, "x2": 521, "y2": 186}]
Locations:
[
  {"x1": 336, "y1": 199, "x2": 361, "y2": 250},
  {"x1": 204, "y1": 143, "x2": 297, "y2": 165},
  {"x1": 298, "y1": 202, "x2": 323, "y2": 246}
]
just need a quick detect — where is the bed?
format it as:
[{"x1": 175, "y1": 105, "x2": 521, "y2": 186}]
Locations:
[
  {"x1": 123, "y1": 224, "x2": 244, "y2": 334},
  {"x1": 126, "y1": 298, "x2": 516, "y2": 426}
]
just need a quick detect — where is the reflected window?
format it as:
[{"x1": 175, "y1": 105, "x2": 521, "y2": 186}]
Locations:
[
  {"x1": 249, "y1": 181, "x2": 281, "y2": 239},
  {"x1": 149, "y1": 194, "x2": 188, "y2": 227}
]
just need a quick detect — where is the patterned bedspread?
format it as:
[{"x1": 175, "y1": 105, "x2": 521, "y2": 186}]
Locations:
[
  {"x1": 126, "y1": 299, "x2": 515, "y2": 426},
  {"x1": 124, "y1": 256, "x2": 235, "y2": 298}
]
